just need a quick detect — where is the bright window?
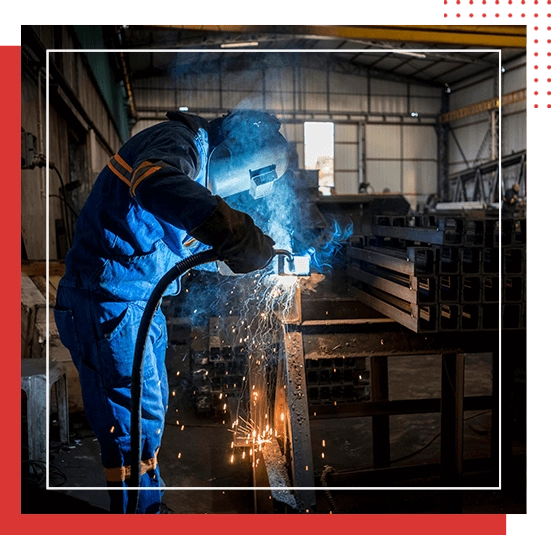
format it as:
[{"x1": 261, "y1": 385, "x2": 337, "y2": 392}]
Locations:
[{"x1": 304, "y1": 122, "x2": 334, "y2": 196}]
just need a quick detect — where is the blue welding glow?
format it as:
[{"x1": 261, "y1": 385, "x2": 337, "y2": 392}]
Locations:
[{"x1": 307, "y1": 220, "x2": 354, "y2": 273}]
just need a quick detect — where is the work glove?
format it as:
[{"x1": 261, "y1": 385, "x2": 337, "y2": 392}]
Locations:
[{"x1": 189, "y1": 196, "x2": 275, "y2": 273}]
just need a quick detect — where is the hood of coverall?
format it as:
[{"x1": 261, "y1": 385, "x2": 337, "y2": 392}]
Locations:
[{"x1": 207, "y1": 110, "x2": 290, "y2": 199}]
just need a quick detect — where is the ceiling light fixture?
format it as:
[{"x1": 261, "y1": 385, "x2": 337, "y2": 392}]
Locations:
[
  {"x1": 220, "y1": 41, "x2": 259, "y2": 49},
  {"x1": 393, "y1": 51, "x2": 427, "y2": 59}
]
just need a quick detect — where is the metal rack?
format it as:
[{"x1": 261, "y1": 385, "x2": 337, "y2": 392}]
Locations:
[{"x1": 347, "y1": 215, "x2": 526, "y2": 333}]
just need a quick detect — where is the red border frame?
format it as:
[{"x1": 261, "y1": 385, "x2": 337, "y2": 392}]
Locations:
[{"x1": 6, "y1": 7, "x2": 550, "y2": 535}]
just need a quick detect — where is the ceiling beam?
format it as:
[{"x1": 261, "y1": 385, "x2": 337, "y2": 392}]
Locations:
[
  {"x1": 129, "y1": 51, "x2": 445, "y2": 88},
  {"x1": 143, "y1": 25, "x2": 526, "y2": 49},
  {"x1": 439, "y1": 89, "x2": 526, "y2": 123}
]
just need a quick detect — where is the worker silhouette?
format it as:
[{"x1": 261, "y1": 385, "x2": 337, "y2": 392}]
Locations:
[
  {"x1": 54, "y1": 110, "x2": 290, "y2": 513},
  {"x1": 502, "y1": 183, "x2": 520, "y2": 219}
]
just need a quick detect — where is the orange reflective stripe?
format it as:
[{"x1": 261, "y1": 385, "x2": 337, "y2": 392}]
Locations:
[
  {"x1": 104, "y1": 454, "x2": 158, "y2": 482},
  {"x1": 133, "y1": 160, "x2": 153, "y2": 175},
  {"x1": 130, "y1": 164, "x2": 161, "y2": 197},
  {"x1": 109, "y1": 156, "x2": 170, "y2": 196},
  {"x1": 107, "y1": 160, "x2": 131, "y2": 187},
  {"x1": 114, "y1": 153, "x2": 132, "y2": 173}
]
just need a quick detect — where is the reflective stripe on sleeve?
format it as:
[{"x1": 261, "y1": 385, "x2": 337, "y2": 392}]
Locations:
[
  {"x1": 130, "y1": 162, "x2": 163, "y2": 197},
  {"x1": 108, "y1": 154, "x2": 132, "y2": 187}
]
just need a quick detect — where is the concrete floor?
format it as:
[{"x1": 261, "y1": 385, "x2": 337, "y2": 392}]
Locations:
[{"x1": 21, "y1": 350, "x2": 525, "y2": 514}]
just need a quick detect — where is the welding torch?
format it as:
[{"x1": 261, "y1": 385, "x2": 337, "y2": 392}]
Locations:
[
  {"x1": 274, "y1": 249, "x2": 311, "y2": 276},
  {"x1": 129, "y1": 247, "x2": 309, "y2": 512},
  {"x1": 274, "y1": 249, "x2": 295, "y2": 273}
]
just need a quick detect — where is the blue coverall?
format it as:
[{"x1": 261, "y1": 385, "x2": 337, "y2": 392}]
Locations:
[{"x1": 54, "y1": 113, "x2": 221, "y2": 513}]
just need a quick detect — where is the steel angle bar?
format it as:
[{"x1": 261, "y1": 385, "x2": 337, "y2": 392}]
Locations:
[
  {"x1": 347, "y1": 246, "x2": 414, "y2": 275},
  {"x1": 257, "y1": 439, "x2": 298, "y2": 512},
  {"x1": 348, "y1": 245, "x2": 436, "y2": 275},
  {"x1": 371, "y1": 224, "x2": 446, "y2": 246},
  {"x1": 349, "y1": 285, "x2": 421, "y2": 333},
  {"x1": 300, "y1": 318, "x2": 395, "y2": 328},
  {"x1": 415, "y1": 276, "x2": 438, "y2": 304},
  {"x1": 282, "y1": 330, "x2": 316, "y2": 511},
  {"x1": 304, "y1": 333, "x2": 439, "y2": 360},
  {"x1": 308, "y1": 396, "x2": 493, "y2": 419},
  {"x1": 347, "y1": 266, "x2": 418, "y2": 304}
]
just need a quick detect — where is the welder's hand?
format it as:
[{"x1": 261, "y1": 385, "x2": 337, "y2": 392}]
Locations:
[{"x1": 189, "y1": 196, "x2": 275, "y2": 273}]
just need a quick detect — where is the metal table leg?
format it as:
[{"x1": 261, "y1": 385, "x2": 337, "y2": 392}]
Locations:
[
  {"x1": 371, "y1": 356, "x2": 390, "y2": 469},
  {"x1": 440, "y1": 352, "x2": 465, "y2": 512}
]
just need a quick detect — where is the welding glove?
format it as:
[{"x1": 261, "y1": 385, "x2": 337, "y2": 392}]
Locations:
[{"x1": 189, "y1": 196, "x2": 275, "y2": 273}]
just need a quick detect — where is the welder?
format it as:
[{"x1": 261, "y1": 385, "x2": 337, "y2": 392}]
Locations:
[
  {"x1": 54, "y1": 109, "x2": 290, "y2": 514},
  {"x1": 502, "y1": 182, "x2": 520, "y2": 219}
]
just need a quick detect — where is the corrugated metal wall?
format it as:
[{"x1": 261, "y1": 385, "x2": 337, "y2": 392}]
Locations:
[
  {"x1": 448, "y1": 56, "x2": 526, "y2": 177},
  {"x1": 502, "y1": 57, "x2": 527, "y2": 157},
  {"x1": 132, "y1": 53, "x2": 525, "y2": 205},
  {"x1": 133, "y1": 58, "x2": 441, "y2": 202}
]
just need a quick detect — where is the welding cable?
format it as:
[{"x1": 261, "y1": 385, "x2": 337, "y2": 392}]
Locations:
[
  {"x1": 22, "y1": 460, "x2": 67, "y2": 487},
  {"x1": 128, "y1": 249, "x2": 219, "y2": 514},
  {"x1": 320, "y1": 465, "x2": 338, "y2": 514},
  {"x1": 51, "y1": 165, "x2": 72, "y2": 248},
  {"x1": 49, "y1": 195, "x2": 79, "y2": 218}
]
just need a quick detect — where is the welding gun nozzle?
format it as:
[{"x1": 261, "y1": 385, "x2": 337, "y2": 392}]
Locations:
[
  {"x1": 274, "y1": 249, "x2": 294, "y2": 262},
  {"x1": 274, "y1": 249, "x2": 296, "y2": 275}
]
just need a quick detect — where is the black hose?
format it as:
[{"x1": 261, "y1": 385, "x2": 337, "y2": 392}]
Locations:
[{"x1": 128, "y1": 249, "x2": 219, "y2": 514}]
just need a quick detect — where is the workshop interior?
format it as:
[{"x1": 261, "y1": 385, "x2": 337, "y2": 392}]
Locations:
[{"x1": 21, "y1": 25, "x2": 526, "y2": 514}]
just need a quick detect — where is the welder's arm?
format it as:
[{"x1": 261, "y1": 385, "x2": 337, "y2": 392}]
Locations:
[
  {"x1": 132, "y1": 125, "x2": 275, "y2": 273},
  {"x1": 131, "y1": 125, "x2": 219, "y2": 230},
  {"x1": 188, "y1": 196, "x2": 275, "y2": 273}
]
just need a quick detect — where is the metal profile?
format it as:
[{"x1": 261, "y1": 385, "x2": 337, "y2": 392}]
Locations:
[
  {"x1": 281, "y1": 330, "x2": 316, "y2": 511},
  {"x1": 461, "y1": 276, "x2": 482, "y2": 303},
  {"x1": 348, "y1": 245, "x2": 435, "y2": 276},
  {"x1": 483, "y1": 277, "x2": 500, "y2": 303},
  {"x1": 439, "y1": 275, "x2": 459, "y2": 303},
  {"x1": 349, "y1": 285, "x2": 437, "y2": 333},
  {"x1": 347, "y1": 265, "x2": 418, "y2": 304},
  {"x1": 440, "y1": 304, "x2": 460, "y2": 331},
  {"x1": 461, "y1": 248, "x2": 482, "y2": 275}
]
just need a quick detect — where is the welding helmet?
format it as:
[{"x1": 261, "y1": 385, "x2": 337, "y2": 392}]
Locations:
[{"x1": 207, "y1": 110, "x2": 290, "y2": 199}]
